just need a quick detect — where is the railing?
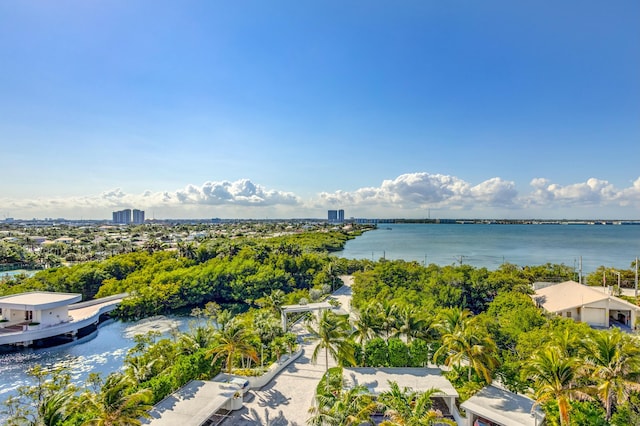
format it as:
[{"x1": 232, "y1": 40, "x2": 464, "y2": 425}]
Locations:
[{"x1": 70, "y1": 293, "x2": 127, "y2": 309}]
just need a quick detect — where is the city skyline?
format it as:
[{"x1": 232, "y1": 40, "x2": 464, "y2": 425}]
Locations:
[{"x1": 1, "y1": 2, "x2": 639, "y2": 220}]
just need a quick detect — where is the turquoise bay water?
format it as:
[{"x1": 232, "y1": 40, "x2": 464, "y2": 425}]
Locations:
[{"x1": 338, "y1": 224, "x2": 640, "y2": 273}]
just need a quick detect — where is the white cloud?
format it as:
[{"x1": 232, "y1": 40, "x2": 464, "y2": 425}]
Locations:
[
  {"x1": 2, "y1": 174, "x2": 640, "y2": 219},
  {"x1": 0, "y1": 179, "x2": 301, "y2": 218},
  {"x1": 525, "y1": 177, "x2": 623, "y2": 207},
  {"x1": 318, "y1": 173, "x2": 517, "y2": 209},
  {"x1": 171, "y1": 179, "x2": 300, "y2": 206}
]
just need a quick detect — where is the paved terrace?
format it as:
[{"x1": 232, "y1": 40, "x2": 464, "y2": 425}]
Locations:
[{"x1": 226, "y1": 276, "x2": 354, "y2": 426}]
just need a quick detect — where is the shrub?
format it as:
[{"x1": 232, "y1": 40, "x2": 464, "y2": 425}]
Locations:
[
  {"x1": 147, "y1": 374, "x2": 175, "y2": 404},
  {"x1": 409, "y1": 339, "x2": 429, "y2": 367},
  {"x1": 388, "y1": 338, "x2": 409, "y2": 367},
  {"x1": 365, "y1": 337, "x2": 388, "y2": 367}
]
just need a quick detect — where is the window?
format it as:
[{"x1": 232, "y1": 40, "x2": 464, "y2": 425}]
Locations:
[
  {"x1": 24, "y1": 310, "x2": 33, "y2": 321},
  {"x1": 566, "y1": 311, "x2": 572, "y2": 318}
]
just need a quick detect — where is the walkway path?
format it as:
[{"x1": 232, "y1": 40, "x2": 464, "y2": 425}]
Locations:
[{"x1": 226, "y1": 276, "x2": 354, "y2": 425}]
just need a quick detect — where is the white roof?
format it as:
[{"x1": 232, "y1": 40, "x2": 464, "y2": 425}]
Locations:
[
  {"x1": 143, "y1": 380, "x2": 238, "y2": 426},
  {"x1": 533, "y1": 280, "x2": 640, "y2": 313},
  {"x1": 0, "y1": 292, "x2": 82, "y2": 311},
  {"x1": 461, "y1": 385, "x2": 544, "y2": 426},
  {"x1": 282, "y1": 301, "x2": 334, "y2": 313},
  {"x1": 343, "y1": 367, "x2": 458, "y2": 398}
]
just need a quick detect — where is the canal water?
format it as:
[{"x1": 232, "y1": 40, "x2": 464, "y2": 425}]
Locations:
[{"x1": 0, "y1": 316, "x2": 187, "y2": 415}]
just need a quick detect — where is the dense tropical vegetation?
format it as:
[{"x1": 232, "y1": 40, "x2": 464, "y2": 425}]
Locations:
[
  {"x1": 1, "y1": 222, "x2": 640, "y2": 425},
  {"x1": 314, "y1": 260, "x2": 640, "y2": 425}
]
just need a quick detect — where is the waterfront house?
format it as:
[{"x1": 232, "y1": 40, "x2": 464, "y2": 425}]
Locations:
[
  {"x1": 0, "y1": 291, "x2": 81, "y2": 328},
  {"x1": 533, "y1": 280, "x2": 639, "y2": 329},
  {"x1": 0, "y1": 292, "x2": 124, "y2": 348}
]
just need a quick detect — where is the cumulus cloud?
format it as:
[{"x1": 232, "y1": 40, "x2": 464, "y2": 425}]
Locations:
[
  {"x1": 171, "y1": 179, "x2": 299, "y2": 206},
  {"x1": 2, "y1": 174, "x2": 640, "y2": 219},
  {"x1": 525, "y1": 177, "x2": 623, "y2": 206},
  {"x1": 319, "y1": 173, "x2": 518, "y2": 209},
  {"x1": 0, "y1": 179, "x2": 301, "y2": 217}
]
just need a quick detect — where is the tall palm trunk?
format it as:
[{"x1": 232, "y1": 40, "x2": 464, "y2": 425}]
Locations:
[{"x1": 325, "y1": 346, "x2": 330, "y2": 387}]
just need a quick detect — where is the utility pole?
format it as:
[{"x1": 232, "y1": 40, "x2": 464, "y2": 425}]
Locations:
[
  {"x1": 612, "y1": 269, "x2": 621, "y2": 295},
  {"x1": 635, "y1": 256, "x2": 638, "y2": 299},
  {"x1": 578, "y1": 256, "x2": 583, "y2": 284}
]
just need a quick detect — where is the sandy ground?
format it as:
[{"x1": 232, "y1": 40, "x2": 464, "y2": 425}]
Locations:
[
  {"x1": 123, "y1": 316, "x2": 182, "y2": 337},
  {"x1": 225, "y1": 276, "x2": 354, "y2": 425}
]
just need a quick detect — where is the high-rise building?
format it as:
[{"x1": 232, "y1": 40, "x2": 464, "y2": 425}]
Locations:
[
  {"x1": 132, "y1": 209, "x2": 145, "y2": 224},
  {"x1": 112, "y1": 209, "x2": 132, "y2": 224},
  {"x1": 328, "y1": 210, "x2": 338, "y2": 222},
  {"x1": 338, "y1": 209, "x2": 344, "y2": 222}
]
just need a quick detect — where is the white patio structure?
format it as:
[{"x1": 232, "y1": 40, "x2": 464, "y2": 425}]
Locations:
[
  {"x1": 343, "y1": 367, "x2": 462, "y2": 423},
  {"x1": 143, "y1": 379, "x2": 246, "y2": 426},
  {"x1": 280, "y1": 301, "x2": 337, "y2": 330},
  {"x1": 461, "y1": 385, "x2": 545, "y2": 426}
]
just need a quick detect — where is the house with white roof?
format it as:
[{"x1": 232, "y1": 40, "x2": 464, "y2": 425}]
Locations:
[
  {"x1": 342, "y1": 367, "x2": 462, "y2": 424},
  {"x1": 0, "y1": 291, "x2": 125, "y2": 347},
  {"x1": 461, "y1": 385, "x2": 545, "y2": 426},
  {"x1": 0, "y1": 291, "x2": 81, "y2": 327},
  {"x1": 533, "y1": 280, "x2": 640, "y2": 329}
]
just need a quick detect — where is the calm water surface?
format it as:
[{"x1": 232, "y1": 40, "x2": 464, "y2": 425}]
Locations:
[
  {"x1": 0, "y1": 317, "x2": 187, "y2": 417},
  {"x1": 338, "y1": 224, "x2": 640, "y2": 273}
]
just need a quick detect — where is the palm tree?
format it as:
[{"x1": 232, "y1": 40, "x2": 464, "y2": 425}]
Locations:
[
  {"x1": 434, "y1": 307, "x2": 472, "y2": 336},
  {"x1": 183, "y1": 242, "x2": 197, "y2": 260},
  {"x1": 83, "y1": 373, "x2": 152, "y2": 426},
  {"x1": 351, "y1": 304, "x2": 379, "y2": 366},
  {"x1": 392, "y1": 306, "x2": 428, "y2": 344},
  {"x1": 433, "y1": 316, "x2": 498, "y2": 383},
  {"x1": 308, "y1": 384, "x2": 377, "y2": 426},
  {"x1": 37, "y1": 388, "x2": 75, "y2": 426},
  {"x1": 124, "y1": 356, "x2": 157, "y2": 384},
  {"x1": 206, "y1": 319, "x2": 258, "y2": 374},
  {"x1": 177, "y1": 323, "x2": 215, "y2": 355},
  {"x1": 377, "y1": 381, "x2": 456, "y2": 426},
  {"x1": 377, "y1": 301, "x2": 399, "y2": 341},
  {"x1": 307, "y1": 310, "x2": 355, "y2": 384},
  {"x1": 582, "y1": 328, "x2": 640, "y2": 420},
  {"x1": 524, "y1": 347, "x2": 586, "y2": 426},
  {"x1": 256, "y1": 289, "x2": 285, "y2": 313}
]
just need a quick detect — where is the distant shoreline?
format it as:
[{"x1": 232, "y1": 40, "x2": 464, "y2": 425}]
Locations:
[
  {"x1": 389, "y1": 219, "x2": 640, "y2": 225},
  {"x1": 2, "y1": 218, "x2": 640, "y2": 226}
]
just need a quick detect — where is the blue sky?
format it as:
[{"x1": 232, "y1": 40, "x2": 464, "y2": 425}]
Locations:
[{"x1": 1, "y1": 1, "x2": 639, "y2": 219}]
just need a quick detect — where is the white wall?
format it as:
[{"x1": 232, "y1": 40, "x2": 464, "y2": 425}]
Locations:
[{"x1": 35, "y1": 306, "x2": 69, "y2": 326}]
